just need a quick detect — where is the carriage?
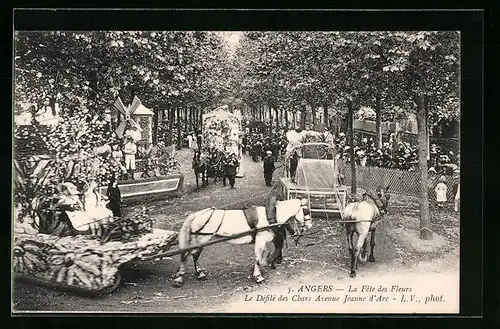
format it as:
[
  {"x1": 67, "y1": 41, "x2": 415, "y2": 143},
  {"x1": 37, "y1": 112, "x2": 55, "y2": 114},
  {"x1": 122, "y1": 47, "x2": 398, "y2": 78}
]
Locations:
[
  {"x1": 202, "y1": 106, "x2": 244, "y2": 178},
  {"x1": 13, "y1": 203, "x2": 179, "y2": 295},
  {"x1": 277, "y1": 142, "x2": 347, "y2": 216},
  {"x1": 12, "y1": 200, "x2": 307, "y2": 294}
]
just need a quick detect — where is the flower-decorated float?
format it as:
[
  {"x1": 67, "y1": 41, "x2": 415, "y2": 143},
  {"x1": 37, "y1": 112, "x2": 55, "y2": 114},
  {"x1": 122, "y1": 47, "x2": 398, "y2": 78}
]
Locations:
[
  {"x1": 99, "y1": 96, "x2": 184, "y2": 201},
  {"x1": 202, "y1": 105, "x2": 244, "y2": 177}
]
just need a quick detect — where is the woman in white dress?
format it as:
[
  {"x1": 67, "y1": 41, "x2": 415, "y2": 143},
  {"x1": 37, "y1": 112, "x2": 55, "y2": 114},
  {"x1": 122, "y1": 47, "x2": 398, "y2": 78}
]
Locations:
[
  {"x1": 83, "y1": 180, "x2": 113, "y2": 220},
  {"x1": 67, "y1": 180, "x2": 112, "y2": 234}
]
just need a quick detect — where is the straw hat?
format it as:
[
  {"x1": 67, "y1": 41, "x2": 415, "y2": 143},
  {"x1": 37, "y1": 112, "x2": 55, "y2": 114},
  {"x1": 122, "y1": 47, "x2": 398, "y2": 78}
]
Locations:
[{"x1": 266, "y1": 150, "x2": 272, "y2": 155}]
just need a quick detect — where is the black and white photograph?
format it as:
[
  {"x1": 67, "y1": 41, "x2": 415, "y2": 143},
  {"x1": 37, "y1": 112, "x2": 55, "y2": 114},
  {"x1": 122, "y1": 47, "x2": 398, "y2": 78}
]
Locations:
[{"x1": 12, "y1": 18, "x2": 464, "y2": 313}]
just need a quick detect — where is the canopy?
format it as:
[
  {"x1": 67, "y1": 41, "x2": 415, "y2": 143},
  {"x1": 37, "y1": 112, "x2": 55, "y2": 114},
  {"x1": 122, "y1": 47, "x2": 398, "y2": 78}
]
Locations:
[
  {"x1": 203, "y1": 106, "x2": 239, "y2": 121},
  {"x1": 295, "y1": 158, "x2": 339, "y2": 190},
  {"x1": 287, "y1": 143, "x2": 340, "y2": 190}
]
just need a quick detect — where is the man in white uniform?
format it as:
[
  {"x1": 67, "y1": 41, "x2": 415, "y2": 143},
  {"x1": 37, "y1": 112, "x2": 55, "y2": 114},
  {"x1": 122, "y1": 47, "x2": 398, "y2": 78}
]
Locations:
[{"x1": 123, "y1": 137, "x2": 137, "y2": 180}]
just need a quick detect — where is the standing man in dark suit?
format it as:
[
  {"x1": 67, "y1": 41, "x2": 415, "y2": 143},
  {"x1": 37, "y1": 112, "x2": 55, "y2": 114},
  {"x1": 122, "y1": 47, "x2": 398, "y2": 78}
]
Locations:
[
  {"x1": 224, "y1": 153, "x2": 239, "y2": 188},
  {"x1": 263, "y1": 150, "x2": 276, "y2": 186}
]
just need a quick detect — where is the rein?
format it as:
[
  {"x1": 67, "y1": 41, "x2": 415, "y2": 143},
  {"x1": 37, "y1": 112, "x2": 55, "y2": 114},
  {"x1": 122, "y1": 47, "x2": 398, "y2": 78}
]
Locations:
[{"x1": 288, "y1": 204, "x2": 310, "y2": 246}]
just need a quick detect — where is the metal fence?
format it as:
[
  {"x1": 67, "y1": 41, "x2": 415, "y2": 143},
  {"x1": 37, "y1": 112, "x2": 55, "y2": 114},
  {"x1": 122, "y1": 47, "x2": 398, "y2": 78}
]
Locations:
[{"x1": 341, "y1": 161, "x2": 459, "y2": 200}]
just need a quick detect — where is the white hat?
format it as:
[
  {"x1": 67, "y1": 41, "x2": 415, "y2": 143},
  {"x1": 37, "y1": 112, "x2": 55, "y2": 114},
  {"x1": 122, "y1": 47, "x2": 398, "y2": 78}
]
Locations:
[
  {"x1": 62, "y1": 182, "x2": 80, "y2": 195},
  {"x1": 266, "y1": 150, "x2": 272, "y2": 155}
]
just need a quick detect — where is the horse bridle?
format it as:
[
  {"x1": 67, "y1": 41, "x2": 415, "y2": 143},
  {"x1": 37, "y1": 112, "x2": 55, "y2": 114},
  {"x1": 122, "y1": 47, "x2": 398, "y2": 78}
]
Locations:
[
  {"x1": 364, "y1": 193, "x2": 388, "y2": 216},
  {"x1": 288, "y1": 203, "x2": 311, "y2": 245}
]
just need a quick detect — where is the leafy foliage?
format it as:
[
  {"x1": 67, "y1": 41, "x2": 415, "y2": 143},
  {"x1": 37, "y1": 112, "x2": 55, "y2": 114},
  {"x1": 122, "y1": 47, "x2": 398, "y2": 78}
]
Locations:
[
  {"x1": 231, "y1": 31, "x2": 459, "y2": 126},
  {"x1": 14, "y1": 31, "x2": 232, "y2": 215}
]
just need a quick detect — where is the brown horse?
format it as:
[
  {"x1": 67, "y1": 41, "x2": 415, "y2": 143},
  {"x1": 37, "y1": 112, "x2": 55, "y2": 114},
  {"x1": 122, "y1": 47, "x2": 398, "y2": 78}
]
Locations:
[
  {"x1": 192, "y1": 150, "x2": 208, "y2": 190},
  {"x1": 343, "y1": 186, "x2": 390, "y2": 277}
]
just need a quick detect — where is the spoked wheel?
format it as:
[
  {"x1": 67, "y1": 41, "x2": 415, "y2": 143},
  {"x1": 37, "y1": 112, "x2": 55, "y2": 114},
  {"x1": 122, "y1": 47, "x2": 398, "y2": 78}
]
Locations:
[{"x1": 97, "y1": 271, "x2": 122, "y2": 294}]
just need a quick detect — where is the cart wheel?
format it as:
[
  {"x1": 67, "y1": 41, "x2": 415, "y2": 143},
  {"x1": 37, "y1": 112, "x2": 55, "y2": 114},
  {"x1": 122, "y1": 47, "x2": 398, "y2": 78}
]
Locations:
[{"x1": 99, "y1": 271, "x2": 122, "y2": 294}]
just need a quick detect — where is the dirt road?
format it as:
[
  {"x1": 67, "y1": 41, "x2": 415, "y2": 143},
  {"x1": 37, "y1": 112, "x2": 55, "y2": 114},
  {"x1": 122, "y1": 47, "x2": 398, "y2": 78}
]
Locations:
[{"x1": 12, "y1": 151, "x2": 460, "y2": 313}]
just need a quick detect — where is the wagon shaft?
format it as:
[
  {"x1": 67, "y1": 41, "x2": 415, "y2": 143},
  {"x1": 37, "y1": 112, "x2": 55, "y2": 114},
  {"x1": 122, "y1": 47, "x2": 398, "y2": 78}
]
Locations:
[{"x1": 141, "y1": 223, "x2": 283, "y2": 260}]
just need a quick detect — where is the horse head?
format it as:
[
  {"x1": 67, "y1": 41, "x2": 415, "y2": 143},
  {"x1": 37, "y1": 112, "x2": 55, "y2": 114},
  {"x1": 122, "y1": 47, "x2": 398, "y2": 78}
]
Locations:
[
  {"x1": 193, "y1": 151, "x2": 200, "y2": 162},
  {"x1": 193, "y1": 150, "x2": 205, "y2": 168},
  {"x1": 372, "y1": 185, "x2": 391, "y2": 214}
]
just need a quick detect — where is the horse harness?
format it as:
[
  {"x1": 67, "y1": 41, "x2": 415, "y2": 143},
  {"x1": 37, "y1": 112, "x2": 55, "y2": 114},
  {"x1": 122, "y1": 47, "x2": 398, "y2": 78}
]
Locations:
[
  {"x1": 190, "y1": 208, "x2": 225, "y2": 237},
  {"x1": 189, "y1": 207, "x2": 271, "y2": 243},
  {"x1": 190, "y1": 202, "x2": 306, "y2": 244},
  {"x1": 357, "y1": 192, "x2": 388, "y2": 228}
]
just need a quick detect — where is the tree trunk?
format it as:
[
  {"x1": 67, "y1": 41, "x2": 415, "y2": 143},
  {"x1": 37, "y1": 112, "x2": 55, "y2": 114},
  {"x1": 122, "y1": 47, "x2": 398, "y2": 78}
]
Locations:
[
  {"x1": 184, "y1": 107, "x2": 188, "y2": 134},
  {"x1": 375, "y1": 94, "x2": 383, "y2": 149},
  {"x1": 193, "y1": 107, "x2": 196, "y2": 131},
  {"x1": 267, "y1": 103, "x2": 271, "y2": 125},
  {"x1": 177, "y1": 107, "x2": 182, "y2": 149},
  {"x1": 312, "y1": 108, "x2": 317, "y2": 128},
  {"x1": 168, "y1": 107, "x2": 174, "y2": 145},
  {"x1": 284, "y1": 109, "x2": 289, "y2": 130},
  {"x1": 416, "y1": 93, "x2": 432, "y2": 240},
  {"x1": 152, "y1": 109, "x2": 159, "y2": 144},
  {"x1": 347, "y1": 98, "x2": 357, "y2": 194},
  {"x1": 392, "y1": 123, "x2": 400, "y2": 157},
  {"x1": 275, "y1": 106, "x2": 279, "y2": 130},
  {"x1": 425, "y1": 96, "x2": 430, "y2": 160},
  {"x1": 302, "y1": 105, "x2": 307, "y2": 129},
  {"x1": 189, "y1": 107, "x2": 194, "y2": 133},
  {"x1": 199, "y1": 108, "x2": 203, "y2": 132},
  {"x1": 323, "y1": 103, "x2": 329, "y2": 127},
  {"x1": 292, "y1": 111, "x2": 297, "y2": 128}
]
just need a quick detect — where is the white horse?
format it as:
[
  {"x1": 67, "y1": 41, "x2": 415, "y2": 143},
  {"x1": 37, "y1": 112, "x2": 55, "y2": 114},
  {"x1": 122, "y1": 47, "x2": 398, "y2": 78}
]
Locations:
[
  {"x1": 343, "y1": 186, "x2": 390, "y2": 278},
  {"x1": 172, "y1": 198, "x2": 312, "y2": 287}
]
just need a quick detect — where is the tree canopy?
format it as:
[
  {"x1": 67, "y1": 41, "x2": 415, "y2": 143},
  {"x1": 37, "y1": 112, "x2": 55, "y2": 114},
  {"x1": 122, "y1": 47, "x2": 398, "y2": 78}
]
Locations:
[{"x1": 231, "y1": 31, "x2": 459, "y2": 127}]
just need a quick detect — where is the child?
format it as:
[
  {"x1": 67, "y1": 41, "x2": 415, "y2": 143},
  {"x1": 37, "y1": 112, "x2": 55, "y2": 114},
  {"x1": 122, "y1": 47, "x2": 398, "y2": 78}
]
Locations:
[
  {"x1": 454, "y1": 183, "x2": 460, "y2": 212},
  {"x1": 434, "y1": 176, "x2": 448, "y2": 208}
]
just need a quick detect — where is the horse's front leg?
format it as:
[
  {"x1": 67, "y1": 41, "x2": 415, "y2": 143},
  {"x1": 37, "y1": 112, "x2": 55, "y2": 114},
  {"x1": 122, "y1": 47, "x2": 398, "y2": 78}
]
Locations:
[
  {"x1": 192, "y1": 249, "x2": 207, "y2": 280},
  {"x1": 269, "y1": 228, "x2": 285, "y2": 269},
  {"x1": 253, "y1": 235, "x2": 268, "y2": 283},
  {"x1": 172, "y1": 253, "x2": 188, "y2": 287},
  {"x1": 351, "y1": 231, "x2": 368, "y2": 278},
  {"x1": 202, "y1": 170, "x2": 207, "y2": 187},
  {"x1": 368, "y1": 228, "x2": 376, "y2": 262},
  {"x1": 195, "y1": 172, "x2": 200, "y2": 191},
  {"x1": 346, "y1": 224, "x2": 355, "y2": 276}
]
